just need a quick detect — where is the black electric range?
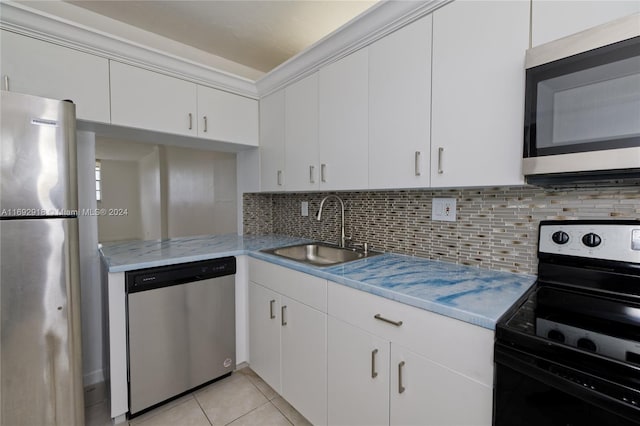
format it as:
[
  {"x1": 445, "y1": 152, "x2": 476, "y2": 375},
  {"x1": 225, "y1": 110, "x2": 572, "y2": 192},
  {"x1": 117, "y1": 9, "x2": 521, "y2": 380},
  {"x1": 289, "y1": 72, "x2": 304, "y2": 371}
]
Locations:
[{"x1": 494, "y1": 220, "x2": 640, "y2": 426}]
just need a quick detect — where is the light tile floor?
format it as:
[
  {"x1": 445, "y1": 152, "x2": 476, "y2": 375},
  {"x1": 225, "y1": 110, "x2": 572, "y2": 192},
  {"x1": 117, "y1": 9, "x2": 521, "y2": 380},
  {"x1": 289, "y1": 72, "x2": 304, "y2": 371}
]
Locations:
[{"x1": 86, "y1": 368, "x2": 311, "y2": 426}]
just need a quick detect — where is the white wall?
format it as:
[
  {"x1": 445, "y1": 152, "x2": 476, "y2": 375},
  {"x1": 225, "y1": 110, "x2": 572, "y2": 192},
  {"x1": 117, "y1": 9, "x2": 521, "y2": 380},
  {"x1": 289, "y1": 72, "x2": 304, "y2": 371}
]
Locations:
[
  {"x1": 236, "y1": 148, "x2": 260, "y2": 235},
  {"x1": 97, "y1": 159, "x2": 143, "y2": 242},
  {"x1": 77, "y1": 131, "x2": 103, "y2": 386},
  {"x1": 138, "y1": 148, "x2": 162, "y2": 240},
  {"x1": 165, "y1": 146, "x2": 237, "y2": 237}
]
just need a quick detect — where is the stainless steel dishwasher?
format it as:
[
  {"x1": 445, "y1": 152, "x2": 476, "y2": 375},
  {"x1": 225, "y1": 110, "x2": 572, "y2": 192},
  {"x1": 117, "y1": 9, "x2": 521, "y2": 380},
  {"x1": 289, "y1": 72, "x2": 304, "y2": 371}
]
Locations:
[{"x1": 126, "y1": 257, "x2": 236, "y2": 416}]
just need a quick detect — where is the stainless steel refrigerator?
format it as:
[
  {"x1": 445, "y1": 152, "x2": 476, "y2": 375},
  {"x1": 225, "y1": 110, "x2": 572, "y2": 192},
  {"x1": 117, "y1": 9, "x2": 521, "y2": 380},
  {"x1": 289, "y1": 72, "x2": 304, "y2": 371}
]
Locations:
[{"x1": 1, "y1": 91, "x2": 84, "y2": 425}]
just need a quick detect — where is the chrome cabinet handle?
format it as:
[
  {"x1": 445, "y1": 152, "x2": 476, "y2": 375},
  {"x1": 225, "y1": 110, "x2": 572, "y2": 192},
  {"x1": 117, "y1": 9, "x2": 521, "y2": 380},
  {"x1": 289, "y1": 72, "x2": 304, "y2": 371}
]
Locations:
[
  {"x1": 415, "y1": 151, "x2": 421, "y2": 176},
  {"x1": 277, "y1": 170, "x2": 283, "y2": 186},
  {"x1": 398, "y1": 361, "x2": 406, "y2": 394},
  {"x1": 188, "y1": 113, "x2": 193, "y2": 130},
  {"x1": 374, "y1": 314, "x2": 403, "y2": 327},
  {"x1": 438, "y1": 147, "x2": 444, "y2": 174},
  {"x1": 203, "y1": 116, "x2": 208, "y2": 132},
  {"x1": 3, "y1": 75, "x2": 9, "y2": 91},
  {"x1": 321, "y1": 164, "x2": 327, "y2": 183},
  {"x1": 371, "y1": 349, "x2": 378, "y2": 378},
  {"x1": 281, "y1": 305, "x2": 287, "y2": 326},
  {"x1": 269, "y1": 299, "x2": 276, "y2": 319},
  {"x1": 309, "y1": 165, "x2": 315, "y2": 183}
]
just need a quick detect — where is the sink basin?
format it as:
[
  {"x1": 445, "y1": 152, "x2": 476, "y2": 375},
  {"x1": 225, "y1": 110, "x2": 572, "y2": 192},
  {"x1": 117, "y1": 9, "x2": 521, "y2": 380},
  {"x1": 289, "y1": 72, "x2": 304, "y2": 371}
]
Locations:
[{"x1": 261, "y1": 242, "x2": 380, "y2": 267}]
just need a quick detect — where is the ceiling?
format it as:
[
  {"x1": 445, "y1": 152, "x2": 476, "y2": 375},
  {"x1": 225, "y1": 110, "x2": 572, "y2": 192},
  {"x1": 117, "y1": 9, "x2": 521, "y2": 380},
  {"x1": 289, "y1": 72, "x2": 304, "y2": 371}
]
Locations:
[{"x1": 66, "y1": 1, "x2": 377, "y2": 74}]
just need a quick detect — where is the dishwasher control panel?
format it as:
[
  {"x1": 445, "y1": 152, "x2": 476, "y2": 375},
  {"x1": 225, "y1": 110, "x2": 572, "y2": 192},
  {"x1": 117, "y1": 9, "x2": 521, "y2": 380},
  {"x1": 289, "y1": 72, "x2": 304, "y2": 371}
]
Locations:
[{"x1": 126, "y1": 256, "x2": 236, "y2": 293}]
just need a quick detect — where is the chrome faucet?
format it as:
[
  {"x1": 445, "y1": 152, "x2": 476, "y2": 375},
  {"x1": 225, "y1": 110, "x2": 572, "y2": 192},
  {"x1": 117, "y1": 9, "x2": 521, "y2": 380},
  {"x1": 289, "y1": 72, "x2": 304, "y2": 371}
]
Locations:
[{"x1": 316, "y1": 195, "x2": 348, "y2": 248}]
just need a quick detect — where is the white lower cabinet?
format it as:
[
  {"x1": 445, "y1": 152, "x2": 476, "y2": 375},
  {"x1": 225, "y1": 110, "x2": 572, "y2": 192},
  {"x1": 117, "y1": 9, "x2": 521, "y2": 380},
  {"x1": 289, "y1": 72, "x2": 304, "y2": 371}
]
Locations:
[
  {"x1": 328, "y1": 317, "x2": 390, "y2": 426},
  {"x1": 248, "y1": 259, "x2": 327, "y2": 425},
  {"x1": 248, "y1": 282, "x2": 282, "y2": 393},
  {"x1": 327, "y1": 281, "x2": 494, "y2": 426},
  {"x1": 250, "y1": 261, "x2": 494, "y2": 426},
  {"x1": 281, "y1": 296, "x2": 327, "y2": 425},
  {"x1": 390, "y1": 345, "x2": 492, "y2": 426}
]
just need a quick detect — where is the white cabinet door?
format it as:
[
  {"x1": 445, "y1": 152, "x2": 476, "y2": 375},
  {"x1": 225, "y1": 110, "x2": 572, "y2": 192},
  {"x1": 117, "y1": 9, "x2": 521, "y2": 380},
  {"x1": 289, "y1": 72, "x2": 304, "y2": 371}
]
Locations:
[
  {"x1": 390, "y1": 345, "x2": 493, "y2": 426},
  {"x1": 248, "y1": 282, "x2": 282, "y2": 393},
  {"x1": 259, "y1": 90, "x2": 286, "y2": 191},
  {"x1": 281, "y1": 296, "x2": 327, "y2": 426},
  {"x1": 285, "y1": 73, "x2": 320, "y2": 191},
  {"x1": 328, "y1": 317, "x2": 389, "y2": 426},
  {"x1": 369, "y1": 15, "x2": 432, "y2": 189},
  {"x1": 0, "y1": 30, "x2": 110, "y2": 123},
  {"x1": 197, "y1": 85, "x2": 258, "y2": 146},
  {"x1": 110, "y1": 61, "x2": 197, "y2": 136},
  {"x1": 319, "y1": 49, "x2": 369, "y2": 190},
  {"x1": 532, "y1": 1, "x2": 640, "y2": 47},
  {"x1": 431, "y1": 0, "x2": 529, "y2": 188}
]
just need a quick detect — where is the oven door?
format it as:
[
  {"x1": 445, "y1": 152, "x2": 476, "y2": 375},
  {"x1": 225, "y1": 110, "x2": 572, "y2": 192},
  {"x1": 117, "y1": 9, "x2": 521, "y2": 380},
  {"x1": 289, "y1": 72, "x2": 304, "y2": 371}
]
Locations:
[{"x1": 494, "y1": 344, "x2": 640, "y2": 426}]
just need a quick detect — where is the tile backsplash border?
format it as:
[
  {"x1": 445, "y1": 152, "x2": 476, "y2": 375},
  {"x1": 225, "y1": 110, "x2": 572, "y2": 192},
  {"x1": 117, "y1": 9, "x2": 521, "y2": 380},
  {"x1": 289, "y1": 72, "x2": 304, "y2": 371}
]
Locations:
[{"x1": 243, "y1": 185, "x2": 640, "y2": 275}]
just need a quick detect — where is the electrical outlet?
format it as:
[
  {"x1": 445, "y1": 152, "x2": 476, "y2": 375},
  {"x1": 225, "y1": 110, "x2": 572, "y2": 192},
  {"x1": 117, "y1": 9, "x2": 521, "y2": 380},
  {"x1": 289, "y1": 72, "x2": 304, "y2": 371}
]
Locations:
[
  {"x1": 301, "y1": 201, "x2": 309, "y2": 217},
  {"x1": 432, "y1": 198, "x2": 457, "y2": 222}
]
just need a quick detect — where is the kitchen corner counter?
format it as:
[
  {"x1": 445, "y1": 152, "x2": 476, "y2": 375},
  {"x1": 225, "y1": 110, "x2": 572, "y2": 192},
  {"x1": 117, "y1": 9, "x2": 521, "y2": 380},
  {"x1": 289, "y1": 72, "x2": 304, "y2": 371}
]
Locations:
[
  {"x1": 249, "y1": 250, "x2": 536, "y2": 330},
  {"x1": 100, "y1": 234, "x2": 536, "y2": 329},
  {"x1": 99, "y1": 234, "x2": 310, "y2": 272}
]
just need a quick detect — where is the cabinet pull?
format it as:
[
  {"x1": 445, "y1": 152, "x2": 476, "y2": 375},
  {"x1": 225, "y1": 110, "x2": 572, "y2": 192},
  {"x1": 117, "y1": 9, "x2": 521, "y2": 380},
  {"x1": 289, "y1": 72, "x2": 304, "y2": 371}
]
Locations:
[
  {"x1": 321, "y1": 164, "x2": 327, "y2": 183},
  {"x1": 398, "y1": 361, "x2": 406, "y2": 394},
  {"x1": 277, "y1": 170, "x2": 283, "y2": 186},
  {"x1": 3, "y1": 75, "x2": 9, "y2": 91},
  {"x1": 309, "y1": 165, "x2": 315, "y2": 184},
  {"x1": 437, "y1": 147, "x2": 444, "y2": 174},
  {"x1": 188, "y1": 113, "x2": 193, "y2": 130},
  {"x1": 374, "y1": 314, "x2": 403, "y2": 327},
  {"x1": 269, "y1": 299, "x2": 276, "y2": 319},
  {"x1": 203, "y1": 115, "x2": 208, "y2": 132},
  {"x1": 281, "y1": 305, "x2": 287, "y2": 326},
  {"x1": 371, "y1": 349, "x2": 379, "y2": 378},
  {"x1": 414, "y1": 151, "x2": 421, "y2": 176}
]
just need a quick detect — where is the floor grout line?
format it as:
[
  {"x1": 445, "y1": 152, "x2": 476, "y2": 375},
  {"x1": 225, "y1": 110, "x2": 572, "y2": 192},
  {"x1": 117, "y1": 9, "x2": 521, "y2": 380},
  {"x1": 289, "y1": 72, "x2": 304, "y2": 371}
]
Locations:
[
  {"x1": 223, "y1": 400, "x2": 271, "y2": 426},
  {"x1": 193, "y1": 392, "x2": 214, "y2": 426}
]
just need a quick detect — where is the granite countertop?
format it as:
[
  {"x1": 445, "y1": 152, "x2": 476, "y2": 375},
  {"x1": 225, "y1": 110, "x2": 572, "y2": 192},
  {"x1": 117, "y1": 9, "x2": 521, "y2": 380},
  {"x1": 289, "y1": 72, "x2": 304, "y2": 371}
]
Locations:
[{"x1": 100, "y1": 234, "x2": 537, "y2": 330}]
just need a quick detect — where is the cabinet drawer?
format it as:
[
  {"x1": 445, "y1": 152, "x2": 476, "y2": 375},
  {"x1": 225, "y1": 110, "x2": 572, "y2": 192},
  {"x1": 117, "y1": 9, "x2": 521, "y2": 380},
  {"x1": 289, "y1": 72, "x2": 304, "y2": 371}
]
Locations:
[
  {"x1": 248, "y1": 259, "x2": 327, "y2": 312},
  {"x1": 328, "y1": 281, "x2": 494, "y2": 386}
]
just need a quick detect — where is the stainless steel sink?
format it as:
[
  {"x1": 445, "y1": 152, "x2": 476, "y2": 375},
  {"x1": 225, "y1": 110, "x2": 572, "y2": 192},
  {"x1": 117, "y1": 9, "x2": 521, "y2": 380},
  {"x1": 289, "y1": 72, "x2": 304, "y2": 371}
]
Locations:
[{"x1": 261, "y1": 242, "x2": 380, "y2": 267}]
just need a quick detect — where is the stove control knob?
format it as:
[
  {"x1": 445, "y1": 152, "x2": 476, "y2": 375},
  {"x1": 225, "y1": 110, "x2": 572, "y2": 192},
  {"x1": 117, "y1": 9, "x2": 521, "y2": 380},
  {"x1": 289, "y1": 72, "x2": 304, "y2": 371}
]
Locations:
[
  {"x1": 582, "y1": 233, "x2": 602, "y2": 248},
  {"x1": 577, "y1": 338, "x2": 597, "y2": 352},
  {"x1": 552, "y1": 231, "x2": 570, "y2": 245},
  {"x1": 547, "y1": 329, "x2": 565, "y2": 343}
]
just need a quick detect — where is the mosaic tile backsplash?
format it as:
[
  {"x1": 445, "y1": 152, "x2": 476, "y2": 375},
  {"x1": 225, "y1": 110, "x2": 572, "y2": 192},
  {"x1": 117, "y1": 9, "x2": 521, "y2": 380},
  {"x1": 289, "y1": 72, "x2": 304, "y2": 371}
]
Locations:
[{"x1": 243, "y1": 186, "x2": 640, "y2": 275}]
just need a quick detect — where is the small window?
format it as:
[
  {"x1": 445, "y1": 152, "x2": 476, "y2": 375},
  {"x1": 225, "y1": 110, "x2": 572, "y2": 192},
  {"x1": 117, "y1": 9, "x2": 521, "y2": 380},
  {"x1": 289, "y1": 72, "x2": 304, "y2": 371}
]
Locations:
[{"x1": 95, "y1": 160, "x2": 102, "y2": 202}]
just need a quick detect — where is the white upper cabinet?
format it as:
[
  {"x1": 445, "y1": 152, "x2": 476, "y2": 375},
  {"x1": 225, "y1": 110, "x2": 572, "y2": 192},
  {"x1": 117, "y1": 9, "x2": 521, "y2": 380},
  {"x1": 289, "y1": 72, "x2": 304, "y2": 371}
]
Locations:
[
  {"x1": 110, "y1": 61, "x2": 198, "y2": 137},
  {"x1": 0, "y1": 30, "x2": 110, "y2": 123},
  {"x1": 430, "y1": 0, "x2": 529, "y2": 188},
  {"x1": 196, "y1": 85, "x2": 258, "y2": 146},
  {"x1": 369, "y1": 15, "x2": 432, "y2": 190},
  {"x1": 319, "y1": 49, "x2": 369, "y2": 190},
  {"x1": 285, "y1": 73, "x2": 320, "y2": 192},
  {"x1": 259, "y1": 90, "x2": 286, "y2": 191},
  {"x1": 532, "y1": 1, "x2": 640, "y2": 47}
]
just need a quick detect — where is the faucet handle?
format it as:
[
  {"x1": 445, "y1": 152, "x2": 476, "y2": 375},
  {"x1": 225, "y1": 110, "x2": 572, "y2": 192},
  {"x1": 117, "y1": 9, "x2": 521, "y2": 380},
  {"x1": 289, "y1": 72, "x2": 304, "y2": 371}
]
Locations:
[{"x1": 351, "y1": 242, "x2": 369, "y2": 254}]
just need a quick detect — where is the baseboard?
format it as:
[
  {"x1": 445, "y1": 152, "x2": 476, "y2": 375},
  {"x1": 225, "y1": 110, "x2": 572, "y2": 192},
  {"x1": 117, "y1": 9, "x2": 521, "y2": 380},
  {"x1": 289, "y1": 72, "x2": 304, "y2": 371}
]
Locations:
[
  {"x1": 84, "y1": 369, "x2": 104, "y2": 386},
  {"x1": 84, "y1": 380, "x2": 107, "y2": 407},
  {"x1": 235, "y1": 361, "x2": 249, "y2": 371}
]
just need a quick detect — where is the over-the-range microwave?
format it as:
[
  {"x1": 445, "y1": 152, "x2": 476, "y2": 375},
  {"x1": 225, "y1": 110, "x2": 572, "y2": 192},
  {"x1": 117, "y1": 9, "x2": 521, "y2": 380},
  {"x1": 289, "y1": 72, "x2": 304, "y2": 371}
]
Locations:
[{"x1": 523, "y1": 13, "x2": 640, "y2": 186}]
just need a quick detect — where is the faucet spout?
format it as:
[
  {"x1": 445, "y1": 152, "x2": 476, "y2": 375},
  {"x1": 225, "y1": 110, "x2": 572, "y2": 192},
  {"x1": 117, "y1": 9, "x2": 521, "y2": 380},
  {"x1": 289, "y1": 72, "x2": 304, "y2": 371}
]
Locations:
[{"x1": 316, "y1": 195, "x2": 347, "y2": 248}]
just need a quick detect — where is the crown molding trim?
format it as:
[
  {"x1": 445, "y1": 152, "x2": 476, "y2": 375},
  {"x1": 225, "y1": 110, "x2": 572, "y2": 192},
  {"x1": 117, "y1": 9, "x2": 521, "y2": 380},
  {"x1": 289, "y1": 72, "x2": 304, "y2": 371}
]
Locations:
[
  {"x1": 0, "y1": 1, "x2": 259, "y2": 98},
  {"x1": 0, "y1": 0, "x2": 454, "y2": 100},
  {"x1": 256, "y1": 0, "x2": 452, "y2": 96}
]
